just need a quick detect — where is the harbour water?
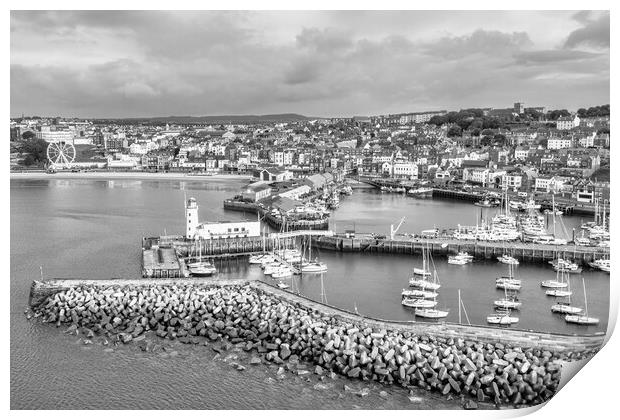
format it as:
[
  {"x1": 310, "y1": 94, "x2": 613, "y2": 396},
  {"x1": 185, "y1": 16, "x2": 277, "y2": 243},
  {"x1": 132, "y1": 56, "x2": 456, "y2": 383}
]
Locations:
[{"x1": 10, "y1": 177, "x2": 609, "y2": 409}]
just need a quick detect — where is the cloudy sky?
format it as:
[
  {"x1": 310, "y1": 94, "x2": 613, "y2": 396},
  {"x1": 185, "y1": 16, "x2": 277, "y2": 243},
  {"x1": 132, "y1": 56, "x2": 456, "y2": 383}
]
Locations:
[{"x1": 10, "y1": 10, "x2": 610, "y2": 118}]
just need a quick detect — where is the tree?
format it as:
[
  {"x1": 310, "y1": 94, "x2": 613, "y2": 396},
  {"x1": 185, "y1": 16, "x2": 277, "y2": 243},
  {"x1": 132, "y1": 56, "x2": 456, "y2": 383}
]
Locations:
[
  {"x1": 447, "y1": 126, "x2": 462, "y2": 137},
  {"x1": 22, "y1": 155, "x2": 35, "y2": 166},
  {"x1": 20, "y1": 138, "x2": 49, "y2": 164},
  {"x1": 21, "y1": 131, "x2": 36, "y2": 140}
]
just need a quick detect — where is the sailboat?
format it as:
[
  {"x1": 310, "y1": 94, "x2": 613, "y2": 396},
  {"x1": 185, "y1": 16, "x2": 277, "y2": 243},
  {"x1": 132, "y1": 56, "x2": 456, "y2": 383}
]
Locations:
[
  {"x1": 414, "y1": 270, "x2": 449, "y2": 319},
  {"x1": 487, "y1": 308, "x2": 519, "y2": 325},
  {"x1": 188, "y1": 238, "x2": 217, "y2": 276},
  {"x1": 412, "y1": 243, "x2": 432, "y2": 277},
  {"x1": 545, "y1": 270, "x2": 572, "y2": 296},
  {"x1": 298, "y1": 235, "x2": 327, "y2": 273},
  {"x1": 565, "y1": 278, "x2": 599, "y2": 325},
  {"x1": 496, "y1": 264, "x2": 522, "y2": 291},
  {"x1": 402, "y1": 289, "x2": 438, "y2": 299},
  {"x1": 494, "y1": 289, "x2": 522, "y2": 310},
  {"x1": 551, "y1": 276, "x2": 582, "y2": 314}
]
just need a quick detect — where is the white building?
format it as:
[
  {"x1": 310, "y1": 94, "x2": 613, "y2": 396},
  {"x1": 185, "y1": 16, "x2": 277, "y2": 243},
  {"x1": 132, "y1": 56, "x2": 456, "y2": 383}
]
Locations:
[
  {"x1": 556, "y1": 115, "x2": 580, "y2": 130},
  {"x1": 39, "y1": 126, "x2": 74, "y2": 143},
  {"x1": 392, "y1": 161, "x2": 418, "y2": 179},
  {"x1": 547, "y1": 138, "x2": 573, "y2": 150},
  {"x1": 502, "y1": 174, "x2": 523, "y2": 189},
  {"x1": 535, "y1": 176, "x2": 565, "y2": 193},
  {"x1": 185, "y1": 197, "x2": 260, "y2": 240},
  {"x1": 514, "y1": 147, "x2": 530, "y2": 161},
  {"x1": 462, "y1": 168, "x2": 489, "y2": 185}
]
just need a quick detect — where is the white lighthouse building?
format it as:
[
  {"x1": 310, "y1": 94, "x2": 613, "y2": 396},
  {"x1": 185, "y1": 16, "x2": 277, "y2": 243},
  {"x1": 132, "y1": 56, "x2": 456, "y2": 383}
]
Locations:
[
  {"x1": 185, "y1": 197, "x2": 199, "y2": 238},
  {"x1": 185, "y1": 197, "x2": 260, "y2": 240}
]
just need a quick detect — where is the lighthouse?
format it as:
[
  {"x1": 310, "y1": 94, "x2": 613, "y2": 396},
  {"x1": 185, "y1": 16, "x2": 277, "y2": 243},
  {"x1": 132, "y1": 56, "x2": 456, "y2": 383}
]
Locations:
[{"x1": 185, "y1": 197, "x2": 198, "y2": 239}]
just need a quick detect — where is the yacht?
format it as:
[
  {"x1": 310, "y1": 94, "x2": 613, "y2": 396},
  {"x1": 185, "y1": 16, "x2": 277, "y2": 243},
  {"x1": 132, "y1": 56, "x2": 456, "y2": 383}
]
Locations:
[
  {"x1": 448, "y1": 252, "x2": 473, "y2": 265},
  {"x1": 487, "y1": 309, "x2": 519, "y2": 325},
  {"x1": 402, "y1": 298, "x2": 437, "y2": 308},
  {"x1": 299, "y1": 261, "x2": 328, "y2": 273},
  {"x1": 271, "y1": 267, "x2": 294, "y2": 279},
  {"x1": 188, "y1": 262, "x2": 217, "y2": 277},
  {"x1": 588, "y1": 259, "x2": 610, "y2": 272},
  {"x1": 493, "y1": 296, "x2": 522, "y2": 310},
  {"x1": 249, "y1": 253, "x2": 275, "y2": 265},
  {"x1": 497, "y1": 255, "x2": 519, "y2": 265},
  {"x1": 565, "y1": 278, "x2": 599, "y2": 325},
  {"x1": 402, "y1": 289, "x2": 438, "y2": 299},
  {"x1": 415, "y1": 308, "x2": 449, "y2": 319}
]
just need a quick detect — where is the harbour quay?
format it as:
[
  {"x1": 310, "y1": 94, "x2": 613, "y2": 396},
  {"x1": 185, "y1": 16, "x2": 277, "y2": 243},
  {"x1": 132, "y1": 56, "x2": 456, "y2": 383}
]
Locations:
[
  {"x1": 28, "y1": 277, "x2": 604, "y2": 408},
  {"x1": 314, "y1": 234, "x2": 610, "y2": 265}
]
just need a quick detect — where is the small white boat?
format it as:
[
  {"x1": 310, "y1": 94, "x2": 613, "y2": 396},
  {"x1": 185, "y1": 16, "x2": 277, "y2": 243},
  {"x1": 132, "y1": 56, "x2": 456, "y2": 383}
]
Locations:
[
  {"x1": 487, "y1": 310, "x2": 519, "y2": 325},
  {"x1": 402, "y1": 289, "x2": 438, "y2": 299},
  {"x1": 402, "y1": 298, "x2": 437, "y2": 308},
  {"x1": 409, "y1": 278, "x2": 441, "y2": 290},
  {"x1": 552, "y1": 303, "x2": 583, "y2": 314},
  {"x1": 415, "y1": 308, "x2": 449, "y2": 319},
  {"x1": 588, "y1": 259, "x2": 610, "y2": 272},
  {"x1": 565, "y1": 314, "x2": 600, "y2": 325},
  {"x1": 493, "y1": 298, "x2": 522, "y2": 310},
  {"x1": 188, "y1": 262, "x2": 217, "y2": 277},
  {"x1": 496, "y1": 276, "x2": 522, "y2": 286},
  {"x1": 546, "y1": 289, "x2": 573, "y2": 297},
  {"x1": 263, "y1": 263, "x2": 286, "y2": 275},
  {"x1": 564, "y1": 278, "x2": 599, "y2": 325},
  {"x1": 299, "y1": 262, "x2": 328, "y2": 273},
  {"x1": 277, "y1": 281, "x2": 290, "y2": 289},
  {"x1": 271, "y1": 267, "x2": 293, "y2": 279},
  {"x1": 498, "y1": 255, "x2": 519, "y2": 265},
  {"x1": 541, "y1": 280, "x2": 568, "y2": 289},
  {"x1": 413, "y1": 268, "x2": 432, "y2": 277},
  {"x1": 448, "y1": 256, "x2": 468, "y2": 265},
  {"x1": 249, "y1": 253, "x2": 275, "y2": 264},
  {"x1": 496, "y1": 281, "x2": 521, "y2": 291}
]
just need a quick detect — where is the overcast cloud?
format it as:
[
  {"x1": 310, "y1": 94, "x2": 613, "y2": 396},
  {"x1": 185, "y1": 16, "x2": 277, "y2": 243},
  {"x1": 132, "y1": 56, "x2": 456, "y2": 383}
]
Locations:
[{"x1": 10, "y1": 10, "x2": 610, "y2": 118}]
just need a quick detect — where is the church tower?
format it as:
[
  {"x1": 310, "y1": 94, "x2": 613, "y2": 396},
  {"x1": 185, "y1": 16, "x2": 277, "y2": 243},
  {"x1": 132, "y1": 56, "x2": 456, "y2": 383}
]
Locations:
[{"x1": 185, "y1": 197, "x2": 198, "y2": 239}]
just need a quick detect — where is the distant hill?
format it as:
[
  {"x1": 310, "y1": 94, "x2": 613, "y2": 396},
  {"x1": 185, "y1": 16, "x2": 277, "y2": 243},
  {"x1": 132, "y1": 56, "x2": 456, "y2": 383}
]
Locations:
[{"x1": 93, "y1": 114, "x2": 312, "y2": 125}]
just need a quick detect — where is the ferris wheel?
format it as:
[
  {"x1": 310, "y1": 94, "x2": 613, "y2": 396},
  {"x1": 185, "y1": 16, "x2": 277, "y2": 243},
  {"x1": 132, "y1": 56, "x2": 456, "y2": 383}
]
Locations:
[{"x1": 46, "y1": 141, "x2": 76, "y2": 168}]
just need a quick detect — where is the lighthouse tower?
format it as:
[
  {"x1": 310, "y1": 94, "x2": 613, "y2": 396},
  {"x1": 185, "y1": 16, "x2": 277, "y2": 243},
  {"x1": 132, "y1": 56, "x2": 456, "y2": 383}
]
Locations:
[{"x1": 185, "y1": 197, "x2": 198, "y2": 239}]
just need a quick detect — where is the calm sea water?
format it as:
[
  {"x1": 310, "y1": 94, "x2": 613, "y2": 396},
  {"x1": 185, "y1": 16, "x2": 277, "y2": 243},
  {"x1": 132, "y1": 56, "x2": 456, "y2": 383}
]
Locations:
[{"x1": 10, "y1": 178, "x2": 609, "y2": 409}]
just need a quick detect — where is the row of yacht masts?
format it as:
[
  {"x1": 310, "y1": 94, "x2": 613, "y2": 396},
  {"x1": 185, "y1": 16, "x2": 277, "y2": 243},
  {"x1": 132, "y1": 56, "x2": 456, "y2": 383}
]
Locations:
[
  {"x1": 402, "y1": 243, "x2": 449, "y2": 319},
  {"x1": 543, "y1": 265, "x2": 600, "y2": 325},
  {"x1": 488, "y1": 262, "x2": 521, "y2": 325}
]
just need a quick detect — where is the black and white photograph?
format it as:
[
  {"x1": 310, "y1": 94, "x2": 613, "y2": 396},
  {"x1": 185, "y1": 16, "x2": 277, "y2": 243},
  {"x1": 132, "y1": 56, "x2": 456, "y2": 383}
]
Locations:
[{"x1": 8, "y1": 3, "x2": 615, "y2": 413}]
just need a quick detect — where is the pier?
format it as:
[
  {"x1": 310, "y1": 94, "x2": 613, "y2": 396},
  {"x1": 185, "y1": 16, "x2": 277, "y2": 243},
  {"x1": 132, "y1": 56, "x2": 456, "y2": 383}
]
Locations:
[{"x1": 314, "y1": 234, "x2": 610, "y2": 264}]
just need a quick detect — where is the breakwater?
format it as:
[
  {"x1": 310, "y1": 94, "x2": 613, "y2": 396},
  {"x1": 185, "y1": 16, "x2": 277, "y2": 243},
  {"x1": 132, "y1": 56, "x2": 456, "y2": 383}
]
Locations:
[
  {"x1": 314, "y1": 235, "x2": 609, "y2": 265},
  {"x1": 29, "y1": 278, "x2": 603, "y2": 408}
]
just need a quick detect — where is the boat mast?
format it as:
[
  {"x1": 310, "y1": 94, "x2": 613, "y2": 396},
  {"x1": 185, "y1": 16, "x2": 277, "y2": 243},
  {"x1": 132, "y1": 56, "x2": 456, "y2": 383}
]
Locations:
[
  {"x1": 458, "y1": 289, "x2": 462, "y2": 324},
  {"x1": 582, "y1": 277, "x2": 588, "y2": 318}
]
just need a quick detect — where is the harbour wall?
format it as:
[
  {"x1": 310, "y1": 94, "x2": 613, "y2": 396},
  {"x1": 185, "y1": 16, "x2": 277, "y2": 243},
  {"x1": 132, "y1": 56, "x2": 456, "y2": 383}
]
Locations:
[
  {"x1": 28, "y1": 277, "x2": 604, "y2": 407},
  {"x1": 314, "y1": 235, "x2": 610, "y2": 265}
]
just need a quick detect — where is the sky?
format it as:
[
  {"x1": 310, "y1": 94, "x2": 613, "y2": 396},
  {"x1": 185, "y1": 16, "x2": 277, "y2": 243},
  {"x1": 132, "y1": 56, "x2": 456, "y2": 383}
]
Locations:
[{"x1": 10, "y1": 10, "x2": 610, "y2": 118}]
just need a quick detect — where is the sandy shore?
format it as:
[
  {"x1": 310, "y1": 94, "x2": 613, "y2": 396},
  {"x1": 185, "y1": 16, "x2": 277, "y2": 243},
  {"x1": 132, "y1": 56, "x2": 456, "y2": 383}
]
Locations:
[{"x1": 10, "y1": 171, "x2": 252, "y2": 182}]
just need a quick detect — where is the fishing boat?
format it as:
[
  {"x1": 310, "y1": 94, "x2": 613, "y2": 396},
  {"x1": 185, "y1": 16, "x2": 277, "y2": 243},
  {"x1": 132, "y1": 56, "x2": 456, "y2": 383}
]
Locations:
[
  {"x1": 402, "y1": 297, "x2": 437, "y2": 308},
  {"x1": 497, "y1": 254, "x2": 519, "y2": 265},
  {"x1": 407, "y1": 187, "x2": 433, "y2": 199},
  {"x1": 402, "y1": 289, "x2": 438, "y2": 299},
  {"x1": 487, "y1": 309, "x2": 519, "y2": 325},
  {"x1": 565, "y1": 278, "x2": 599, "y2": 325}
]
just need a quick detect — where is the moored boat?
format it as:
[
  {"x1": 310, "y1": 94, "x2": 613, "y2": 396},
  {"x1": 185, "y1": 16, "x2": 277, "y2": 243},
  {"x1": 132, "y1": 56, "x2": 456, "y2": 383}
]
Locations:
[
  {"x1": 415, "y1": 308, "x2": 449, "y2": 319},
  {"x1": 402, "y1": 289, "x2": 438, "y2": 299},
  {"x1": 402, "y1": 298, "x2": 437, "y2": 308},
  {"x1": 497, "y1": 255, "x2": 519, "y2": 265}
]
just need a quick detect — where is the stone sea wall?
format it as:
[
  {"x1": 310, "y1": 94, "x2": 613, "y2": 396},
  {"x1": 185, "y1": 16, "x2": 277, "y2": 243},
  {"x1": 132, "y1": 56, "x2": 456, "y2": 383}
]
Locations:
[{"x1": 28, "y1": 279, "x2": 603, "y2": 408}]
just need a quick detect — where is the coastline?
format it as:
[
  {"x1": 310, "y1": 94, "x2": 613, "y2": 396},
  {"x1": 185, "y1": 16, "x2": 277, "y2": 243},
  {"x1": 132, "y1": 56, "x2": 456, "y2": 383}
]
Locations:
[{"x1": 9, "y1": 171, "x2": 252, "y2": 182}]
